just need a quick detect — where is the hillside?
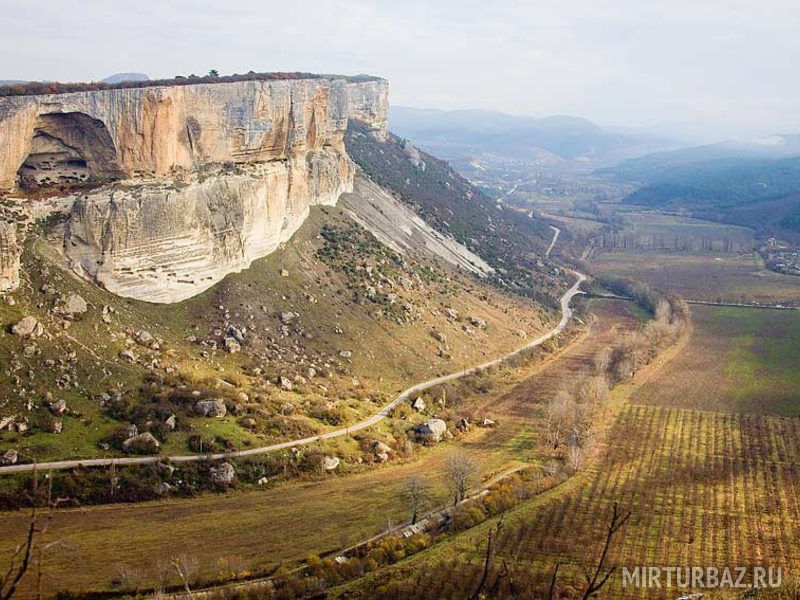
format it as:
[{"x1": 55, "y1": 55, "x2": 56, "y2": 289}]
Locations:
[
  {"x1": 345, "y1": 120, "x2": 570, "y2": 305},
  {"x1": 601, "y1": 151, "x2": 800, "y2": 237}
]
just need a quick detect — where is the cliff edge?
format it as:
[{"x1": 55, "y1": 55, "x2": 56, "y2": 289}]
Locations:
[{"x1": 0, "y1": 76, "x2": 388, "y2": 302}]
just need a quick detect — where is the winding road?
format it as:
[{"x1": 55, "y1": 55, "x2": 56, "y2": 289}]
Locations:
[{"x1": 0, "y1": 228, "x2": 584, "y2": 475}]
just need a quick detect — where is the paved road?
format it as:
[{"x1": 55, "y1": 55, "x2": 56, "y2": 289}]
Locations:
[
  {"x1": 0, "y1": 232, "x2": 585, "y2": 475},
  {"x1": 545, "y1": 225, "x2": 560, "y2": 257}
]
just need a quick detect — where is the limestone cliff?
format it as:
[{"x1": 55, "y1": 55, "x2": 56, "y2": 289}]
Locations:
[{"x1": 0, "y1": 76, "x2": 388, "y2": 300}]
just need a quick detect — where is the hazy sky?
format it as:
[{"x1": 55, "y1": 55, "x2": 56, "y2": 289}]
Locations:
[{"x1": 2, "y1": 0, "x2": 800, "y2": 140}]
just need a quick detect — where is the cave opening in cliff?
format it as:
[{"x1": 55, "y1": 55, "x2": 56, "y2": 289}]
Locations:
[{"x1": 15, "y1": 112, "x2": 124, "y2": 196}]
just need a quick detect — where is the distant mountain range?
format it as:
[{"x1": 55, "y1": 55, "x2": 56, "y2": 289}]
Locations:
[{"x1": 388, "y1": 106, "x2": 676, "y2": 166}]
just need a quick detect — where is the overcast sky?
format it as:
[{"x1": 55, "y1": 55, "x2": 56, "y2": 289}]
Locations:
[{"x1": 2, "y1": 0, "x2": 799, "y2": 140}]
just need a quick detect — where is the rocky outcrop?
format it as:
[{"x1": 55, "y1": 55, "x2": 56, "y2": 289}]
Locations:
[
  {"x1": 0, "y1": 222, "x2": 19, "y2": 293},
  {"x1": 0, "y1": 76, "x2": 389, "y2": 301}
]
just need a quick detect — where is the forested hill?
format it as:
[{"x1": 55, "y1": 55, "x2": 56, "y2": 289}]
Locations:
[{"x1": 605, "y1": 154, "x2": 800, "y2": 235}]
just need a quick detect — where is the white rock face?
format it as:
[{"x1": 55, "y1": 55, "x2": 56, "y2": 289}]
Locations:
[
  {"x1": 0, "y1": 222, "x2": 19, "y2": 293},
  {"x1": 340, "y1": 175, "x2": 493, "y2": 277},
  {"x1": 0, "y1": 76, "x2": 389, "y2": 301}
]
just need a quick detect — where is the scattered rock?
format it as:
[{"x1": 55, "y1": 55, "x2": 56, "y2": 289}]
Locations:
[
  {"x1": 55, "y1": 294, "x2": 87, "y2": 320},
  {"x1": 51, "y1": 420, "x2": 63, "y2": 434},
  {"x1": 456, "y1": 417, "x2": 470, "y2": 432},
  {"x1": 165, "y1": 415, "x2": 177, "y2": 430},
  {"x1": 470, "y1": 316, "x2": 487, "y2": 328},
  {"x1": 11, "y1": 316, "x2": 43, "y2": 339},
  {"x1": 210, "y1": 462, "x2": 235, "y2": 485},
  {"x1": 195, "y1": 399, "x2": 227, "y2": 418},
  {"x1": 431, "y1": 330, "x2": 447, "y2": 344},
  {"x1": 156, "y1": 461, "x2": 175, "y2": 477},
  {"x1": 1, "y1": 449, "x2": 18, "y2": 465},
  {"x1": 136, "y1": 330, "x2": 154, "y2": 345},
  {"x1": 49, "y1": 398, "x2": 67, "y2": 416},
  {"x1": 122, "y1": 423, "x2": 138, "y2": 439},
  {"x1": 119, "y1": 349, "x2": 136, "y2": 363},
  {"x1": 154, "y1": 482, "x2": 172, "y2": 496},
  {"x1": 445, "y1": 308, "x2": 459, "y2": 319},
  {"x1": 122, "y1": 432, "x2": 160, "y2": 454},
  {"x1": 339, "y1": 350, "x2": 352, "y2": 359},
  {"x1": 280, "y1": 269, "x2": 290, "y2": 277},
  {"x1": 222, "y1": 337, "x2": 241, "y2": 353},
  {"x1": 322, "y1": 456, "x2": 340, "y2": 471},
  {"x1": 280, "y1": 312, "x2": 296, "y2": 324},
  {"x1": 414, "y1": 418, "x2": 448, "y2": 443},
  {"x1": 480, "y1": 418, "x2": 497, "y2": 427},
  {"x1": 278, "y1": 377, "x2": 293, "y2": 391},
  {"x1": 257, "y1": 476, "x2": 269, "y2": 485}
]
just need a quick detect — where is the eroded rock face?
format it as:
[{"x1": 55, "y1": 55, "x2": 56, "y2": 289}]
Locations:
[
  {"x1": 0, "y1": 222, "x2": 19, "y2": 293},
  {"x1": 0, "y1": 76, "x2": 389, "y2": 301}
]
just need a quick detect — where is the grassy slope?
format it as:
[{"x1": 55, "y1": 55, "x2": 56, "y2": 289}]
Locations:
[
  {"x1": 0, "y1": 299, "x2": 638, "y2": 595},
  {"x1": 0, "y1": 206, "x2": 552, "y2": 463}
]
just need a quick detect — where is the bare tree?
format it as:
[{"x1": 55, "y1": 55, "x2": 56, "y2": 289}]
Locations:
[
  {"x1": 403, "y1": 475, "x2": 429, "y2": 525},
  {"x1": 567, "y1": 443, "x2": 584, "y2": 473},
  {"x1": 547, "y1": 502, "x2": 631, "y2": 600},
  {"x1": 445, "y1": 450, "x2": 476, "y2": 506},
  {"x1": 545, "y1": 390, "x2": 576, "y2": 451},
  {"x1": 581, "y1": 502, "x2": 631, "y2": 599},
  {"x1": 1, "y1": 476, "x2": 71, "y2": 600},
  {"x1": 468, "y1": 517, "x2": 503, "y2": 600}
]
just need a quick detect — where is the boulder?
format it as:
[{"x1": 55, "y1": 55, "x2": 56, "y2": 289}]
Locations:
[
  {"x1": 195, "y1": 399, "x2": 227, "y2": 418},
  {"x1": 119, "y1": 349, "x2": 136, "y2": 363},
  {"x1": 470, "y1": 316, "x2": 487, "y2": 328},
  {"x1": 135, "y1": 330, "x2": 154, "y2": 345},
  {"x1": 257, "y1": 476, "x2": 269, "y2": 485},
  {"x1": 52, "y1": 420, "x2": 63, "y2": 434},
  {"x1": 1, "y1": 449, "x2": 18, "y2": 465},
  {"x1": 11, "y1": 316, "x2": 43, "y2": 339},
  {"x1": 164, "y1": 414, "x2": 177, "y2": 430},
  {"x1": 55, "y1": 294, "x2": 87, "y2": 320},
  {"x1": 122, "y1": 432, "x2": 160, "y2": 454},
  {"x1": 280, "y1": 312, "x2": 296, "y2": 324},
  {"x1": 481, "y1": 418, "x2": 497, "y2": 427},
  {"x1": 227, "y1": 326, "x2": 245, "y2": 344},
  {"x1": 154, "y1": 481, "x2": 172, "y2": 496},
  {"x1": 156, "y1": 461, "x2": 175, "y2": 477},
  {"x1": 278, "y1": 377, "x2": 293, "y2": 391},
  {"x1": 339, "y1": 350, "x2": 352, "y2": 359},
  {"x1": 222, "y1": 337, "x2": 241, "y2": 353},
  {"x1": 49, "y1": 398, "x2": 67, "y2": 416},
  {"x1": 210, "y1": 462, "x2": 235, "y2": 485},
  {"x1": 414, "y1": 418, "x2": 448, "y2": 443},
  {"x1": 121, "y1": 423, "x2": 138, "y2": 439},
  {"x1": 445, "y1": 308, "x2": 459, "y2": 319},
  {"x1": 431, "y1": 330, "x2": 447, "y2": 344},
  {"x1": 411, "y1": 397, "x2": 426, "y2": 412},
  {"x1": 323, "y1": 456, "x2": 340, "y2": 471},
  {"x1": 456, "y1": 418, "x2": 470, "y2": 432},
  {"x1": 373, "y1": 440, "x2": 393, "y2": 455}
]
